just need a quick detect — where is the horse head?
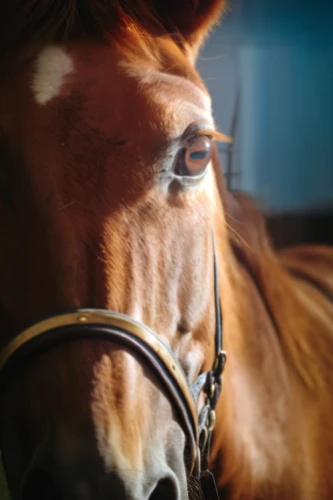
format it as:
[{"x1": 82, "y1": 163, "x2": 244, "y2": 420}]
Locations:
[{"x1": 0, "y1": 1, "x2": 230, "y2": 499}]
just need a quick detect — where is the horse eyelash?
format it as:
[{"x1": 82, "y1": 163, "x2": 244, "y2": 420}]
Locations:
[{"x1": 198, "y1": 129, "x2": 232, "y2": 144}]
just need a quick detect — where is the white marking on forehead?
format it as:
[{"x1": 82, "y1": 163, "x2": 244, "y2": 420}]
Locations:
[{"x1": 32, "y1": 46, "x2": 74, "y2": 105}]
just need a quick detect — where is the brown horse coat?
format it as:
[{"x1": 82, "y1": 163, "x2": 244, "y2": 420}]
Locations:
[{"x1": 0, "y1": 1, "x2": 333, "y2": 499}]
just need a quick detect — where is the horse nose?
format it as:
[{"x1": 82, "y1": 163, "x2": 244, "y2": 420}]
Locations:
[
  {"x1": 148, "y1": 478, "x2": 180, "y2": 500},
  {"x1": 21, "y1": 466, "x2": 181, "y2": 500},
  {"x1": 21, "y1": 467, "x2": 62, "y2": 500}
]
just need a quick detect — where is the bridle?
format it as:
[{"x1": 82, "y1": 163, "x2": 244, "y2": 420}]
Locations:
[
  {"x1": 0, "y1": 245, "x2": 225, "y2": 498},
  {"x1": 0, "y1": 242, "x2": 226, "y2": 500}
]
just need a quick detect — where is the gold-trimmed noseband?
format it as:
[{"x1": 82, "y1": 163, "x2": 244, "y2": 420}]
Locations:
[
  {"x1": 0, "y1": 241, "x2": 226, "y2": 499},
  {"x1": 0, "y1": 309, "x2": 200, "y2": 471}
]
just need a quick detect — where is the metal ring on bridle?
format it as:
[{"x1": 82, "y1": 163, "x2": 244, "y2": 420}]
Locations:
[{"x1": 0, "y1": 237, "x2": 226, "y2": 498}]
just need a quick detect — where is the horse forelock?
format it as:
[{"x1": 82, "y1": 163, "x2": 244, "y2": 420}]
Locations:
[
  {"x1": 0, "y1": 0, "x2": 226, "y2": 73},
  {"x1": 0, "y1": 1, "x2": 163, "y2": 61}
]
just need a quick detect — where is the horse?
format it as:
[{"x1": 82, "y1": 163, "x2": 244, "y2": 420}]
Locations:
[{"x1": 0, "y1": 0, "x2": 333, "y2": 499}]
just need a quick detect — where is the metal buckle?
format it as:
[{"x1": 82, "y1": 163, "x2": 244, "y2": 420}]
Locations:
[
  {"x1": 199, "y1": 408, "x2": 216, "y2": 457},
  {"x1": 194, "y1": 446, "x2": 201, "y2": 479},
  {"x1": 199, "y1": 426, "x2": 208, "y2": 455},
  {"x1": 207, "y1": 409, "x2": 216, "y2": 432},
  {"x1": 213, "y1": 349, "x2": 227, "y2": 377}
]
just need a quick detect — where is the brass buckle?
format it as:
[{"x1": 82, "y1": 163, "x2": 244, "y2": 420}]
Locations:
[
  {"x1": 199, "y1": 408, "x2": 216, "y2": 457},
  {"x1": 213, "y1": 349, "x2": 227, "y2": 376}
]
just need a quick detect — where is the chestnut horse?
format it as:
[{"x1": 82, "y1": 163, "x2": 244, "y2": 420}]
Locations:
[{"x1": 1, "y1": 1, "x2": 333, "y2": 499}]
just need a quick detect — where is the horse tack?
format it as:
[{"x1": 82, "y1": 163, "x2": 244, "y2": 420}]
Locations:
[{"x1": 0, "y1": 246, "x2": 226, "y2": 499}]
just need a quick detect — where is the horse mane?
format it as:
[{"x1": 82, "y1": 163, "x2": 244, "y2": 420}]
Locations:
[
  {"x1": 223, "y1": 188, "x2": 333, "y2": 393},
  {"x1": 208, "y1": 148, "x2": 333, "y2": 495},
  {"x1": 211, "y1": 149, "x2": 333, "y2": 390},
  {"x1": 0, "y1": 0, "x2": 225, "y2": 69}
]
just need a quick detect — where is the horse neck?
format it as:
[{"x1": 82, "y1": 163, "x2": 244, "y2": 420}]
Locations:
[{"x1": 211, "y1": 192, "x2": 331, "y2": 497}]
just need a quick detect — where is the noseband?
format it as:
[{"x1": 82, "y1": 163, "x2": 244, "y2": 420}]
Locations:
[{"x1": 0, "y1": 245, "x2": 226, "y2": 499}]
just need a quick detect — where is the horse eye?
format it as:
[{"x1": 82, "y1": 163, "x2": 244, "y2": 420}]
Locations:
[{"x1": 174, "y1": 135, "x2": 212, "y2": 177}]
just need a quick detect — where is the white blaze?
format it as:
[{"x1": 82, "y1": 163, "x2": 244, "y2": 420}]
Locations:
[{"x1": 32, "y1": 46, "x2": 74, "y2": 105}]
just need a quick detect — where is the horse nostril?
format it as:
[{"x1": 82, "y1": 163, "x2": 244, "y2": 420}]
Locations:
[
  {"x1": 21, "y1": 467, "x2": 63, "y2": 500},
  {"x1": 149, "y1": 477, "x2": 179, "y2": 500}
]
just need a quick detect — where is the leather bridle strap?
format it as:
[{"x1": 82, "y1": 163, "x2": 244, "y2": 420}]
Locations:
[
  {"x1": 0, "y1": 240, "x2": 226, "y2": 499},
  {"x1": 0, "y1": 310, "x2": 200, "y2": 472},
  {"x1": 213, "y1": 235, "x2": 224, "y2": 372},
  {"x1": 193, "y1": 237, "x2": 226, "y2": 498}
]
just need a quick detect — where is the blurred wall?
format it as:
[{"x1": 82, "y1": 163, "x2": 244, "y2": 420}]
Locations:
[{"x1": 199, "y1": 0, "x2": 333, "y2": 212}]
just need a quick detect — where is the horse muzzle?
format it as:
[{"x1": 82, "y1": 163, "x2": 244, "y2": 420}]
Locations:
[{"x1": 0, "y1": 294, "x2": 225, "y2": 499}]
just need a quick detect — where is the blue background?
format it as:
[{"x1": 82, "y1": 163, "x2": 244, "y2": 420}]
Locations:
[{"x1": 199, "y1": 0, "x2": 333, "y2": 212}]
